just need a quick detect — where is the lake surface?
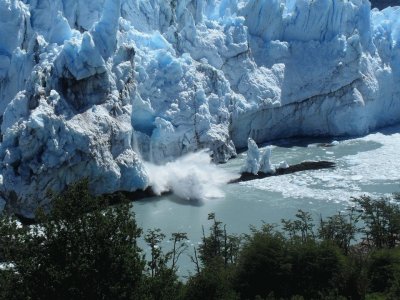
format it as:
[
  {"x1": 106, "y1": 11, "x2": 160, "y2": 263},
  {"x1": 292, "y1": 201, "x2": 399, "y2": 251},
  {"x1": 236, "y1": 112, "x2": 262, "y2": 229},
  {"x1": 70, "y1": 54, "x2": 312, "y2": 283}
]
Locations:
[{"x1": 133, "y1": 124, "x2": 400, "y2": 276}]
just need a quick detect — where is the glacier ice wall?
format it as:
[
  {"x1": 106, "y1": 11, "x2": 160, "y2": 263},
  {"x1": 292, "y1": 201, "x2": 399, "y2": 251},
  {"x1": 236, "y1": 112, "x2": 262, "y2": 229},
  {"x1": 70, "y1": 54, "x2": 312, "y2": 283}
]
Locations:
[{"x1": 0, "y1": 0, "x2": 399, "y2": 215}]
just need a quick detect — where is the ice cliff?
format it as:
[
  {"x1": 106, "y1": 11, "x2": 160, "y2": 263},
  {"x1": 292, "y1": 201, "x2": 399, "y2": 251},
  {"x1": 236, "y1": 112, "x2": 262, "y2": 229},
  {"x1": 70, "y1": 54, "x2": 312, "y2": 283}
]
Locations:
[{"x1": 0, "y1": 0, "x2": 399, "y2": 215}]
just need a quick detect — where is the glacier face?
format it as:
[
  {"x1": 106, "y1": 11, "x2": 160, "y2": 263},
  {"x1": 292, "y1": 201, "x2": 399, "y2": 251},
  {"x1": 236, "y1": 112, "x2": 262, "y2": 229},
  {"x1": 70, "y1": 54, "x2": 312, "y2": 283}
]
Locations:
[{"x1": 0, "y1": 0, "x2": 399, "y2": 215}]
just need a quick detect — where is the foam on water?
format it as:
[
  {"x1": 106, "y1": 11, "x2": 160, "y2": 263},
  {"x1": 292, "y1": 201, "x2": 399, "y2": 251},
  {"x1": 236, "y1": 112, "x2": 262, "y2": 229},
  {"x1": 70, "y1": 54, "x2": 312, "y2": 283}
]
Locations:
[{"x1": 144, "y1": 150, "x2": 238, "y2": 201}]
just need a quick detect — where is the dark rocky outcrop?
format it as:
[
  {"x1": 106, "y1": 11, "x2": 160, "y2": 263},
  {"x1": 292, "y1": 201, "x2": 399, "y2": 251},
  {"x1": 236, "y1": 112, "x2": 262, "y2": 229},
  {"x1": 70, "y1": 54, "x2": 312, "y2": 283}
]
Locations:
[{"x1": 230, "y1": 161, "x2": 336, "y2": 184}]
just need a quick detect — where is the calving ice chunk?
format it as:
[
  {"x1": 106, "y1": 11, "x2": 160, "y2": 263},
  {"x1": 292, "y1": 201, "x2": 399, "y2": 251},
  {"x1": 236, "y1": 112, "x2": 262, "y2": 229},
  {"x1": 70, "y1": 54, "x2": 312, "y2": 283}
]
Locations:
[
  {"x1": 144, "y1": 150, "x2": 237, "y2": 201},
  {"x1": 0, "y1": 0, "x2": 399, "y2": 216}
]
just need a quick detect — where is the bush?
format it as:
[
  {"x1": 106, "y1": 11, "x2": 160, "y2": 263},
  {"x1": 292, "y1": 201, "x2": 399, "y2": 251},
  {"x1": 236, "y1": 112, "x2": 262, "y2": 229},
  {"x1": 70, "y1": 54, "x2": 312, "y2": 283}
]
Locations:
[
  {"x1": 183, "y1": 264, "x2": 238, "y2": 300},
  {"x1": 234, "y1": 225, "x2": 291, "y2": 299},
  {"x1": 354, "y1": 196, "x2": 400, "y2": 249},
  {"x1": 288, "y1": 241, "x2": 347, "y2": 299},
  {"x1": 182, "y1": 213, "x2": 240, "y2": 300},
  {"x1": 0, "y1": 181, "x2": 145, "y2": 300},
  {"x1": 2, "y1": 189, "x2": 400, "y2": 300},
  {"x1": 368, "y1": 248, "x2": 400, "y2": 298}
]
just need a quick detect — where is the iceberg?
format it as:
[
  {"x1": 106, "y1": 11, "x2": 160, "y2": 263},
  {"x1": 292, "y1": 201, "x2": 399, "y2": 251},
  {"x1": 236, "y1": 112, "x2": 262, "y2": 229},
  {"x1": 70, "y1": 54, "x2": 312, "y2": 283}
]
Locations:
[
  {"x1": 241, "y1": 138, "x2": 261, "y2": 175},
  {"x1": 260, "y1": 147, "x2": 275, "y2": 174},
  {"x1": 0, "y1": 0, "x2": 399, "y2": 215},
  {"x1": 241, "y1": 138, "x2": 276, "y2": 175}
]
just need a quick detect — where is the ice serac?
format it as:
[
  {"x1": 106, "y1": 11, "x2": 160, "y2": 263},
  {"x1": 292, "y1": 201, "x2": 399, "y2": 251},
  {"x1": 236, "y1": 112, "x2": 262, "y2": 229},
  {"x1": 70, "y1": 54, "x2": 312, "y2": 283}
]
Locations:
[
  {"x1": 241, "y1": 138, "x2": 276, "y2": 175},
  {"x1": 260, "y1": 147, "x2": 275, "y2": 174},
  {"x1": 0, "y1": 0, "x2": 148, "y2": 216},
  {"x1": 0, "y1": 0, "x2": 400, "y2": 215},
  {"x1": 241, "y1": 138, "x2": 260, "y2": 175}
]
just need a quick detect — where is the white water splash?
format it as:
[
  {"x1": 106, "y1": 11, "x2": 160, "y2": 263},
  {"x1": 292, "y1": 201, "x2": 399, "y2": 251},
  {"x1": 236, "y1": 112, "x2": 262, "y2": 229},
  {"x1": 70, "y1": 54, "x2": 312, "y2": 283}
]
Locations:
[{"x1": 144, "y1": 150, "x2": 238, "y2": 201}]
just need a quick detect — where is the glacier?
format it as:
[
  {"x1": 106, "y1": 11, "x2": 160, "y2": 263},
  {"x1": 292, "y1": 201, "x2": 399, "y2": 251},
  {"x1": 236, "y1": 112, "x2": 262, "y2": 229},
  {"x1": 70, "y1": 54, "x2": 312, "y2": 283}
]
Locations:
[{"x1": 0, "y1": 0, "x2": 399, "y2": 216}]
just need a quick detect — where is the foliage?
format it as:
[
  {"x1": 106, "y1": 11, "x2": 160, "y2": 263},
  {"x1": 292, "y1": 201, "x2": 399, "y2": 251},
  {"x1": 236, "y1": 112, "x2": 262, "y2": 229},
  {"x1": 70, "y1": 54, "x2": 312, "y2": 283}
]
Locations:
[
  {"x1": 0, "y1": 180, "x2": 185, "y2": 300},
  {"x1": 197, "y1": 195, "x2": 400, "y2": 299},
  {"x1": 281, "y1": 210, "x2": 315, "y2": 242},
  {"x1": 368, "y1": 248, "x2": 400, "y2": 298},
  {"x1": 183, "y1": 213, "x2": 240, "y2": 300},
  {"x1": 2, "y1": 188, "x2": 400, "y2": 300},
  {"x1": 235, "y1": 224, "x2": 290, "y2": 299},
  {"x1": 318, "y1": 207, "x2": 360, "y2": 255},
  {"x1": 142, "y1": 229, "x2": 187, "y2": 300},
  {"x1": 183, "y1": 264, "x2": 239, "y2": 300},
  {"x1": 0, "y1": 180, "x2": 145, "y2": 300},
  {"x1": 288, "y1": 241, "x2": 347, "y2": 299},
  {"x1": 235, "y1": 223, "x2": 347, "y2": 299},
  {"x1": 353, "y1": 196, "x2": 400, "y2": 249},
  {"x1": 198, "y1": 213, "x2": 241, "y2": 268}
]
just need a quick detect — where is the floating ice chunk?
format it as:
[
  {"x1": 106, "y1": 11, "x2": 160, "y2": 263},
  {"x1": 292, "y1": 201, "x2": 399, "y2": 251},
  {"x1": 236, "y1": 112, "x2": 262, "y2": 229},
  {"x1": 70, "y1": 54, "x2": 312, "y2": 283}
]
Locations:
[
  {"x1": 241, "y1": 138, "x2": 260, "y2": 175},
  {"x1": 278, "y1": 161, "x2": 289, "y2": 169},
  {"x1": 260, "y1": 147, "x2": 276, "y2": 174}
]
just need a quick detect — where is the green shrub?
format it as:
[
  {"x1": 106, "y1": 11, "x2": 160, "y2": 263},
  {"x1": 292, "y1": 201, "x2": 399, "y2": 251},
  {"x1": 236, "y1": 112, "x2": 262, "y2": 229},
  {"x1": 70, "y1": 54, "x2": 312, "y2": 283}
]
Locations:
[
  {"x1": 354, "y1": 196, "x2": 400, "y2": 249},
  {"x1": 234, "y1": 225, "x2": 291, "y2": 299},
  {"x1": 0, "y1": 181, "x2": 145, "y2": 300},
  {"x1": 183, "y1": 264, "x2": 238, "y2": 300},
  {"x1": 288, "y1": 241, "x2": 347, "y2": 299},
  {"x1": 368, "y1": 248, "x2": 400, "y2": 297}
]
